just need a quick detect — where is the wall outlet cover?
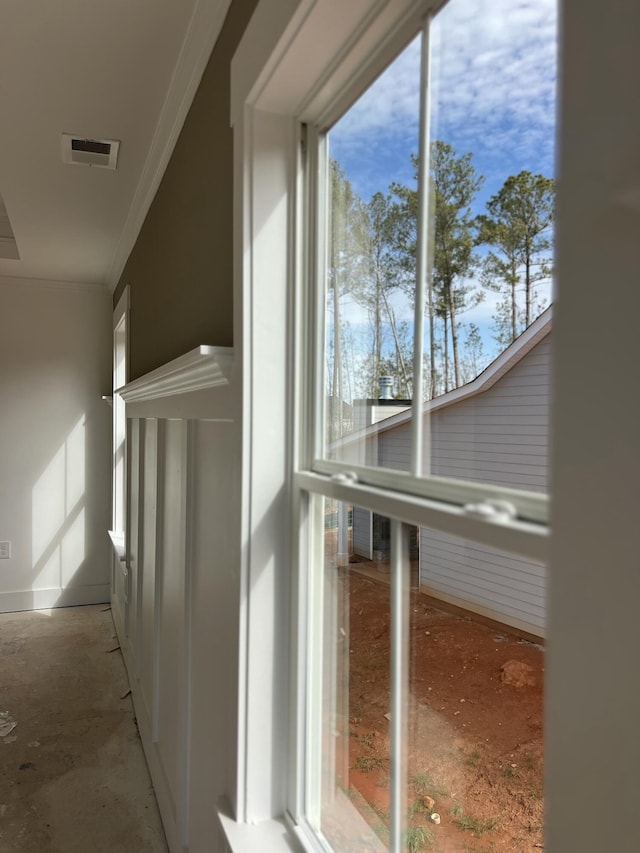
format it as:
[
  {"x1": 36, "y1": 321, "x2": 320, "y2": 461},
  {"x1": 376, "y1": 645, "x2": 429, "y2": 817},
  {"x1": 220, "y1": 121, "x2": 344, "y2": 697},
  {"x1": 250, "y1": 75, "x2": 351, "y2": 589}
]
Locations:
[{"x1": 0, "y1": 541, "x2": 11, "y2": 559}]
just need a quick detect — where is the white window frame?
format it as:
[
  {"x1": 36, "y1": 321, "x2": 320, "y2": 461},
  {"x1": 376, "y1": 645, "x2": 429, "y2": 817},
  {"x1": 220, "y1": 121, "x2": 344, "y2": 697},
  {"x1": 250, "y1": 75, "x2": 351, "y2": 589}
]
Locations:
[
  {"x1": 293, "y1": 16, "x2": 549, "y2": 849},
  {"x1": 228, "y1": 2, "x2": 640, "y2": 853}
]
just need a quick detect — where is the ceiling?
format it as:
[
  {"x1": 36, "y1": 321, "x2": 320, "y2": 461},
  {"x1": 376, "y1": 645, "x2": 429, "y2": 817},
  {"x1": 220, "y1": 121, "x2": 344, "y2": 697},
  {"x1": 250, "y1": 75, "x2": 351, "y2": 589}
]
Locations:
[{"x1": 0, "y1": 0, "x2": 231, "y2": 290}]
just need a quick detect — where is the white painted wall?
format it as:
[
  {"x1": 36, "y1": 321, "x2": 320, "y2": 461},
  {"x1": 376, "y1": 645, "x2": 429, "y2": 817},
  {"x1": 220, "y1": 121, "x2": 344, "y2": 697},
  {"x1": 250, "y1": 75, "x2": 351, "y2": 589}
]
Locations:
[{"x1": 0, "y1": 278, "x2": 112, "y2": 612}]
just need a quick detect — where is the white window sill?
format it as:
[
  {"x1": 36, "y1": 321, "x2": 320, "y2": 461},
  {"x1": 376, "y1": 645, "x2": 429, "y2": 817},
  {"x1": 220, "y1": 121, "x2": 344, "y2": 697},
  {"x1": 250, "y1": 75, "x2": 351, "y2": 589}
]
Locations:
[{"x1": 217, "y1": 802, "x2": 304, "y2": 853}]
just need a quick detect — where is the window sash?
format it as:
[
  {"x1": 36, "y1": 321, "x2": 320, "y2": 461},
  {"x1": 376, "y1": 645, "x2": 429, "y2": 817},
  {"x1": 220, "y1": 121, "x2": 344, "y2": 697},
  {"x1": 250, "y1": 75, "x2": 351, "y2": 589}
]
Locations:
[
  {"x1": 307, "y1": 15, "x2": 551, "y2": 530},
  {"x1": 311, "y1": 458, "x2": 549, "y2": 526},
  {"x1": 295, "y1": 8, "x2": 551, "y2": 846},
  {"x1": 295, "y1": 471, "x2": 547, "y2": 563}
]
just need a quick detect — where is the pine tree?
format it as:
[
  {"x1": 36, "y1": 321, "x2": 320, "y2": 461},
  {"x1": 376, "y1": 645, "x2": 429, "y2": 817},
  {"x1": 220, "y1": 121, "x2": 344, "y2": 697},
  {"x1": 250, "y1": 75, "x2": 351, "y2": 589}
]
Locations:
[
  {"x1": 392, "y1": 142, "x2": 484, "y2": 393},
  {"x1": 477, "y1": 171, "x2": 555, "y2": 344}
]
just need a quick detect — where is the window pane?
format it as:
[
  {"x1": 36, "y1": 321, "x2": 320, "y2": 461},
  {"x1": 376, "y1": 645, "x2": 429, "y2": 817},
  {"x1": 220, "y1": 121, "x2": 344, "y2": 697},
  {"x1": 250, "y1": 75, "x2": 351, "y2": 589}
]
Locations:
[
  {"x1": 406, "y1": 526, "x2": 545, "y2": 851},
  {"x1": 325, "y1": 37, "x2": 419, "y2": 463},
  {"x1": 323, "y1": 0, "x2": 556, "y2": 499},
  {"x1": 312, "y1": 500, "x2": 393, "y2": 851},
  {"x1": 314, "y1": 502, "x2": 545, "y2": 851}
]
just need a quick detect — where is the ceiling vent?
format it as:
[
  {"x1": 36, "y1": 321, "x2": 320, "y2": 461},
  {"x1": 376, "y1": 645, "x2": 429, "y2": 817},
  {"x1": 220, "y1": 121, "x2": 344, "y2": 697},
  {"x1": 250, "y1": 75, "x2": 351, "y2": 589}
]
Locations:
[{"x1": 61, "y1": 134, "x2": 120, "y2": 170}]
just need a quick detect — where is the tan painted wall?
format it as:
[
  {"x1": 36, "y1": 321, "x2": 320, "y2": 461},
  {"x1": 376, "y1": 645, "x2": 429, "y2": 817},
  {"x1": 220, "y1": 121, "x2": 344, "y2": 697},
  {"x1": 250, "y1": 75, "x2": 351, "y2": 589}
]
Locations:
[{"x1": 113, "y1": 0, "x2": 258, "y2": 381}]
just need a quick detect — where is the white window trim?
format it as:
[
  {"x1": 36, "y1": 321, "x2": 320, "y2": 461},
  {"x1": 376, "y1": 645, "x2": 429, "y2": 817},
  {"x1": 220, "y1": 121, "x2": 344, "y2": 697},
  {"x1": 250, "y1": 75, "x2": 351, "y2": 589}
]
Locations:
[
  {"x1": 111, "y1": 284, "x2": 130, "y2": 537},
  {"x1": 228, "y1": 2, "x2": 640, "y2": 853},
  {"x1": 231, "y1": 5, "x2": 445, "y2": 835}
]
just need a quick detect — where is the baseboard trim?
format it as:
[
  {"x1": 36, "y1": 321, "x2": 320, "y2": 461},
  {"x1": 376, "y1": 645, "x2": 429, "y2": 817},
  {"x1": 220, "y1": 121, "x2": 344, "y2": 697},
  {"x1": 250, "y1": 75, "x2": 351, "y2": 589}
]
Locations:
[
  {"x1": 0, "y1": 584, "x2": 110, "y2": 614},
  {"x1": 113, "y1": 610, "x2": 183, "y2": 853}
]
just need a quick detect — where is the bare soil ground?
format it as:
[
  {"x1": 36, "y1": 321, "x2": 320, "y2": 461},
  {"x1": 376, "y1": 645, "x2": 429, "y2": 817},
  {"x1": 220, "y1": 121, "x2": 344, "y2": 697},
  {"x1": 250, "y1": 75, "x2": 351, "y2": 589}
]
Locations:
[{"x1": 344, "y1": 565, "x2": 544, "y2": 853}]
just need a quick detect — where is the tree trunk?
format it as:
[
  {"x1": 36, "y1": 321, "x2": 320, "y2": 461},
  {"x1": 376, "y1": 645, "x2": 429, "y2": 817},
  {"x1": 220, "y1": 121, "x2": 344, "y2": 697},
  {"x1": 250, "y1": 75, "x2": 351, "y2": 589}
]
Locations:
[
  {"x1": 382, "y1": 292, "x2": 411, "y2": 398},
  {"x1": 443, "y1": 312, "x2": 450, "y2": 393},
  {"x1": 429, "y1": 291, "x2": 436, "y2": 401},
  {"x1": 511, "y1": 275, "x2": 517, "y2": 344},
  {"x1": 375, "y1": 275, "x2": 382, "y2": 393},
  {"x1": 449, "y1": 287, "x2": 462, "y2": 389},
  {"x1": 525, "y1": 241, "x2": 532, "y2": 328},
  {"x1": 332, "y1": 273, "x2": 343, "y2": 441}
]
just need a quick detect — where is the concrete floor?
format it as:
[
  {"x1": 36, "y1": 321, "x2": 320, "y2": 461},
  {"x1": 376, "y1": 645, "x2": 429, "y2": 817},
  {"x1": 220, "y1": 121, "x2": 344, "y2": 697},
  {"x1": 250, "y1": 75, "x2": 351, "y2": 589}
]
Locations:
[{"x1": 0, "y1": 604, "x2": 168, "y2": 853}]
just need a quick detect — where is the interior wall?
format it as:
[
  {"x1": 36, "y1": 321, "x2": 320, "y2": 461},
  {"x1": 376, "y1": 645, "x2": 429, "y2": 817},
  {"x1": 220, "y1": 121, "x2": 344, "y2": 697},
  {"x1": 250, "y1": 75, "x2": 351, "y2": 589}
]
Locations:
[
  {"x1": 112, "y1": 0, "x2": 259, "y2": 382},
  {"x1": 0, "y1": 278, "x2": 112, "y2": 613}
]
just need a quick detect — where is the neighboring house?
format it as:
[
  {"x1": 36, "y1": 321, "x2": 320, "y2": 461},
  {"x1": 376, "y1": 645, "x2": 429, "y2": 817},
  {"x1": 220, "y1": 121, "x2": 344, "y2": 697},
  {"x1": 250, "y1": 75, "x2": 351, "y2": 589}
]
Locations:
[
  {"x1": 0, "y1": 3, "x2": 637, "y2": 853},
  {"x1": 350, "y1": 309, "x2": 551, "y2": 638}
]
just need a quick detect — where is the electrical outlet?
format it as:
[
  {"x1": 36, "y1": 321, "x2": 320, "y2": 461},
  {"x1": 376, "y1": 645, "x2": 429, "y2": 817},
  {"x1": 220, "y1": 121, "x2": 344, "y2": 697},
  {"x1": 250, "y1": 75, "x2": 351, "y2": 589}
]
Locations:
[{"x1": 0, "y1": 541, "x2": 11, "y2": 559}]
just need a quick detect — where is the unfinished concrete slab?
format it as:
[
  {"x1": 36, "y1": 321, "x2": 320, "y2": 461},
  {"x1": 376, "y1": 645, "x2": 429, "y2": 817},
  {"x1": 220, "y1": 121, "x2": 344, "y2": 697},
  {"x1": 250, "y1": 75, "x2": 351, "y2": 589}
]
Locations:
[{"x1": 0, "y1": 604, "x2": 168, "y2": 853}]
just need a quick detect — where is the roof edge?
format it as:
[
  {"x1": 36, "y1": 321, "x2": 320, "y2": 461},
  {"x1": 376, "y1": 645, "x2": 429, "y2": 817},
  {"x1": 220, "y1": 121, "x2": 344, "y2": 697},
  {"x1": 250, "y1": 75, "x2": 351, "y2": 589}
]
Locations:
[{"x1": 354, "y1": 306, "x2": 553, "y2": 442}]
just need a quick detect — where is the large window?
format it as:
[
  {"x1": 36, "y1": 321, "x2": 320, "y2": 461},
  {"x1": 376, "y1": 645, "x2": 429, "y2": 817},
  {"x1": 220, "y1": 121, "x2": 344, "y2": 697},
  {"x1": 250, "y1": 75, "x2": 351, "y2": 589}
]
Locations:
[
  {"x1": 230, "y1": 1, "x2": 640, "y2": 852},
  {"x1": 293, "y1": 2, "x2": 554, "y2": 850}
]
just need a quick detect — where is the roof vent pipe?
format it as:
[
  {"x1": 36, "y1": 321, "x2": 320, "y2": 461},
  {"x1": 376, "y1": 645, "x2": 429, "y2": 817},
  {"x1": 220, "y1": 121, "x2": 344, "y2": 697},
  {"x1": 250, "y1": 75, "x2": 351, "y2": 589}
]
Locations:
[{"x1": 379, "y1": 376, "x2": 394, "y2": 400}]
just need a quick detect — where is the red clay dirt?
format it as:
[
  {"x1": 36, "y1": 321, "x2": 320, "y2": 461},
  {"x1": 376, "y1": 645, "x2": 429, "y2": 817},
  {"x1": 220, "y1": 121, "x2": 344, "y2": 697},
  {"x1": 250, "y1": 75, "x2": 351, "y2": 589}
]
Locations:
[{"x1": 342, "y1": 566, "x2": 544, "y2": 853}]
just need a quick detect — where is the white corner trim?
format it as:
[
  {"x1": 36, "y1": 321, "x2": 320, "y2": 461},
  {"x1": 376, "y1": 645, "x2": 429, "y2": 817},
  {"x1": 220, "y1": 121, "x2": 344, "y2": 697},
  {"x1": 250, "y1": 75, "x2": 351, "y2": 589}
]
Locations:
[
  {"x1": 119, "y1": 346, "x2": 234, "y2": 403},
  {"x1": 108, "y1": 529, "x2": 126, "y2": 562},
  {"x1": 107, "y1": 0, "x2": 233, "y2": 292},
  {"x1": 113, "y1": 283, "x2": 130, "y2": 330}
]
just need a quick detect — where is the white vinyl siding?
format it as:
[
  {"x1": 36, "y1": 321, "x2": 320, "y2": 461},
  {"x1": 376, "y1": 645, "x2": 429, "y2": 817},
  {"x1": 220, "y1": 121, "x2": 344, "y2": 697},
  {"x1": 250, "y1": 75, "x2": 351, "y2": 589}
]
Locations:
[
  {"x1": 351, "y1": 506, "x2": 373, "y2": 559},
  {"x1": 422, "y1": 334, "x2": 550, "y2": 634},
  {"x1": 431, "y1": 336, "x2": 551, "y2": 492},
  {"x1": 377, "y1": 427, "x2": 412, "y2": 472},
  {"x1": 420, "y1": 527, "x2": 546, "y2": 635},
  {"x1": 352, "y1": 333, "x2": 550, "y2": 632}
]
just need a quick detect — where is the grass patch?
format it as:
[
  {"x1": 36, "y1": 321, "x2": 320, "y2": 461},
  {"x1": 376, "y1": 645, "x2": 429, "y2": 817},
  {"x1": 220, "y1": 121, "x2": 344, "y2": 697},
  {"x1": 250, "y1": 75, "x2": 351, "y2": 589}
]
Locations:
[
  {"x1": 451, "y1": 805, "x2": 499, "y2": 836},
  {"x1": 404, "y1": 824, "x2": 434, "y2": 852},
  {"x1": 462, "y1": 843, "x2": 498, "y2": 853},
  {"x1": 410, "y1": 798, "x2": 427, "y2": 816},
  {"x1": 354, "y1": 755, "x2": 384, "y2": 772},
  {"x1": 411, "y1": 771, "x2": 446, "y2": 797}
]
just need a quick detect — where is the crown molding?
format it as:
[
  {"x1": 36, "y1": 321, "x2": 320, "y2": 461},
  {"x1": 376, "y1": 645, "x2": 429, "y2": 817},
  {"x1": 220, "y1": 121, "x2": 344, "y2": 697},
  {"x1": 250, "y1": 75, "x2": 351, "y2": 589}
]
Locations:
[
  {"x1": 119, "y1": 346, "x2": 233, "y2": 404},
  {"x1": 0, "y1": 274, "x2": 109, "y2": 294}
]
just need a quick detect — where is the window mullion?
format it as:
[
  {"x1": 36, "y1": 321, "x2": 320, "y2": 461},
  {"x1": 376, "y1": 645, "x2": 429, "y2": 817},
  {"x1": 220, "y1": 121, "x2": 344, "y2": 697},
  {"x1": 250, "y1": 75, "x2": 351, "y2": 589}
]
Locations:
[
  {"x1": 411, "y1": 17, "x2": 433, "y2": 478},
  {"x1": 389, "y1": 520, "x2": 409, "y2": 853},
  {"x1": 311, "y1": 127, "x2": 329, "y2": 465}
]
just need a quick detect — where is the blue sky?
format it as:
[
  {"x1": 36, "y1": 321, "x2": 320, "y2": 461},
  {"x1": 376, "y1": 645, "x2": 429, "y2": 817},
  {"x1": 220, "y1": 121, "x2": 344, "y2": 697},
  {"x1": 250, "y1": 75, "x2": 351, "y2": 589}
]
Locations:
[{"x1": 329, "y1": 0, "x2": 557, "y2": 365}]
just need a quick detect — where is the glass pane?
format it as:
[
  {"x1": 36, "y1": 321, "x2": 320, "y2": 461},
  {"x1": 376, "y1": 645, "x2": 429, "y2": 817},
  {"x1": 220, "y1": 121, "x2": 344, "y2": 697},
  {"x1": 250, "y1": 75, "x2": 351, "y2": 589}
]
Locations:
[
  {"x1": 312, "y1": 501, "x2": 545, "y2": 851},
  {"x1": 313, "y1": 500, "x2": 394, "y2": 851},
  {"x1": 323, "y1": 0, "x2": 556, "y2": 497},
  {"x1": 325, "y1": 37, "x2": 419, "y2": 465},
  {"x1": 405, "y1": 526, "x2": 544, "y2": 852}
]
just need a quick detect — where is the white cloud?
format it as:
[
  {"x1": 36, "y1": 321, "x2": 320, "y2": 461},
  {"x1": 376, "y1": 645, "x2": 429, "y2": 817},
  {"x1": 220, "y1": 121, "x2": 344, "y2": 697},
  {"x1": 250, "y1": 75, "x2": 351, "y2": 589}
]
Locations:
[{"x1": 331, "y1": 0, "x2": 558, "y2": 199}]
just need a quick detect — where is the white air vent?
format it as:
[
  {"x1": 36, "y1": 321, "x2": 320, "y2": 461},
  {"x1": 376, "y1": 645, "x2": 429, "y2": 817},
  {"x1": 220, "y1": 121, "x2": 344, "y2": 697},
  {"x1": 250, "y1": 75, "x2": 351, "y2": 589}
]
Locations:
[{"x1": 61, "y1": 134, "x2": 120, "y2": 170}]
